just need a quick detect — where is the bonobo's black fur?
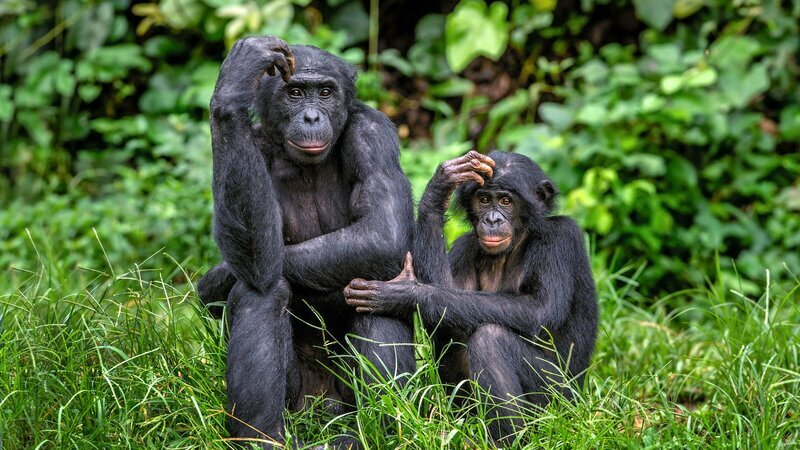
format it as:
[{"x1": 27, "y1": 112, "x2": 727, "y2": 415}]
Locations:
[
  {"x1": 198, "y1": 36, "x2": 415, "y2": 448},
  {"x1": 344, "y1": 151, "x2": 598, "y2": 444}
]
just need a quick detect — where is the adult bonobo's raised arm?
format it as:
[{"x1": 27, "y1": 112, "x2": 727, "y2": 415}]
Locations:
[
  {"x1": 209, "y1": 37, "x2": 291, "y2": 296},
  {"x1": 200, "y1": 37, "x2": 415, "y2": 449},
  {"x1": 345, "y1": 151, "x2": 598, "y2": 445}
]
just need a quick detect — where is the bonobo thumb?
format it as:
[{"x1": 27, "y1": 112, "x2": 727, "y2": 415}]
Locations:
[{"x1": 389, "y1": 252, "x2": 416, "y2": 283}]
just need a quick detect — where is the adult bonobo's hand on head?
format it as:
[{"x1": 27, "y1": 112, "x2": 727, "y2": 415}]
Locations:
[{"x1": 212, "y1": 36, "x2": 295, "y2": 112}]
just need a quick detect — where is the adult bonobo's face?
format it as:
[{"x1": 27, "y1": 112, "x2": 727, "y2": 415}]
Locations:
[
  {"x1": 471, "y1": 189, "x2": 518, "y2": 255},
  {"x1": 259, "y1": 45, "x2": 355, "y2": 165},
  {"x1": 279, "y1": 74, "x2": 343, "y2": 163}
]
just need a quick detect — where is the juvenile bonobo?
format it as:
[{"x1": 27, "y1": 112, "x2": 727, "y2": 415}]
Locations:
[
  {"x1": 344, "y1": 151, "x2": 598, "y2": 443},
  {"x1": 198, "y1": 36, "x2": 415, "y2": 448}
]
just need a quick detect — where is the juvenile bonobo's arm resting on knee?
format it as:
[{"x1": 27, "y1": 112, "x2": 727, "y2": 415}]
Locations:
[
  {"x1": 344, "y1": 243, "x2": 577, "y2": 339},
  {"x1": 283, "y1": 110, "x2": 414, "y2": 292},
  {"x1": 414, "y1": 151, "x2": 495, "y2": 287},
  {"x1": 209, "y1": 36, "x2": 294, "y2": 294}
]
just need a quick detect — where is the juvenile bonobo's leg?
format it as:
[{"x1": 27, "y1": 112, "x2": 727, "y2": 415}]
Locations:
[
  {"x1": 467, "y1": 324, "x2": 564, "y2": 444},
  {"x1": 227, "y1": 279, "x2": 295, "y2": 448}
]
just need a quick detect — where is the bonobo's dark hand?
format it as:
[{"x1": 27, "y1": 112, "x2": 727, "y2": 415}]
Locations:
[
  {"x1": 437, "y1": 150, "x2": 495, "y2": 187},
  {"x1": 344, "y1": 252, "x2": 420, "y2": 315},
  {"x1": 420, "y1": 150, "x2": 496, "y2": 214},
  {"x1": 212, "y1": 36, "x2": 296, "y2": 109}
]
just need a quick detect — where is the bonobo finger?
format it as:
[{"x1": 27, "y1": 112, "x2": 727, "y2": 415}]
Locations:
[
  {"x1": 347, "y1": 278, "x2": 379, "y2": 290},
  {"x1": 270, "y1": 53, "x2": 293, "y2": 83},
  {"x1": 467, "y1": 150, "x2": 496, "y2": 167},
  {"x1": 272, "y1": 45, "x2": 296, "y2": 74},
  {"x1": 347, "y1": 298, "x2": 377, "y2": 309},
  {"x1": 453, "y1": 172, "x2": 485, "y2": 186},
  {"x1": 469, "y1": 159, "x2": 494, "y2": 178},
  {"x1": 344, "y1": 287, "x2": 378, "y2": 300}
]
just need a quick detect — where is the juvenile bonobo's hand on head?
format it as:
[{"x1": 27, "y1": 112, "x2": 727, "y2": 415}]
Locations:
[
  {"x1": 345, "y1": 150, "x2": 598, "y2": 445},
  {"x1": 200, "y1": 36, "x2": 415, "y2": 449}
]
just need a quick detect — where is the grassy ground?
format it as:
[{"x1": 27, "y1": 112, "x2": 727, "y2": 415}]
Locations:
[{"x1": 1, "y1": 252, "x2": 798, "y2": 449}]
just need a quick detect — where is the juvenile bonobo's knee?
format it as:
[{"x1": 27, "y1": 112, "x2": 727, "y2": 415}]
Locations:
[{"x1": 467, "y1": 324, "x2": 521, "y2": 387}]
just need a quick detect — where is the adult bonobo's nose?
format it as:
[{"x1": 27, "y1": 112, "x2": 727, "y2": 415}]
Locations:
[{"x1": 304, "y1": 108, "x2": 321, "y2": 125}]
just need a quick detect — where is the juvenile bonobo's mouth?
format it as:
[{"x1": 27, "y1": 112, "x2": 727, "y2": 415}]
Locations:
[
  {"x1": 480, "y1": 235, "x2": 512, "y2": 249},
  {"x1": 288, "y1": 140, "x2": 330, "y2": 155}
]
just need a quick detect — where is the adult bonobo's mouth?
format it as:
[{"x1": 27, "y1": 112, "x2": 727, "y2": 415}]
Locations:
[
  {"x1": 288, "y1": 140, "x2": 330, "y2": 155},
  {"x1": 480, "y1": 235, "x2": 512, "y2": 249}
]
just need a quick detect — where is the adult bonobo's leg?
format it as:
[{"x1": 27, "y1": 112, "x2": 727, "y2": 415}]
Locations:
[
  {"x1": 209, "y1": 36, "x2": 296, "y2": 447},
  {"x1": 349, "y1": 315, "x2": 415, "y2": 384}
]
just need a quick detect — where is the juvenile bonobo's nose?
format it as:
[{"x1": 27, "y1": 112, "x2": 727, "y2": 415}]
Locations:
[
  {"x1": 486, "y1": 211, "x2": 503, "y2": 227},
  {"x1": 304, "y1": 109, "x2": 320, "y2": 125}
]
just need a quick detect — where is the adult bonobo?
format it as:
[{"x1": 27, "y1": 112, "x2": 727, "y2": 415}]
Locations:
[
  {"x1": 198, "y1": 36, "x2": 415, "y2": 448},
  {"x1": 344, "y1": 151, "x2": 598, "y2": 444}
]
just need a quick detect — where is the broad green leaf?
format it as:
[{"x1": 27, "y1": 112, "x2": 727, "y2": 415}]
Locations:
[
  {"x1": 161, "y1": 0, "x2": 204, "y2": 29},
  {"x1": 673, "y1": 0, "x2": 705, "y2": 18},
  {"x1": 538, "y1": 103, "x2": 574, "y2": 131},
  {"x1": 683, "y1": 66, "x2": 717, "y2": 87},
  {"x1": 531, "y1": 0, "x2": 557, "y2": 12},
  {"x1": 576, "y1": 104, "x2": 606, "y2": 126},
  {"x1": 445, "y1": 0, "x2": 509, "y2": 72},
  {"x1": 779, "y1": 105, "x2": 800, "y2": 140},
  {"x1": 660, "y1": 75, "x2": 683, "y2": 94},
  {"x1": 634, "y1": 0, "x2": 675, "y2": 30},
  {"x1": 719, "y1": 62, "x2": 769, "y2": 109}
]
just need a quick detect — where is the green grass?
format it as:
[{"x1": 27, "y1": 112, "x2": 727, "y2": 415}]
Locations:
[{"x1": 1, "y1": 253, "x2": 798, "y2": 449}]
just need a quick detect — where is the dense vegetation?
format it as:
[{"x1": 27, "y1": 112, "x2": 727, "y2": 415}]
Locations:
[{"x1": 1, "y1": 0, "x2": 798, "y2": 448}]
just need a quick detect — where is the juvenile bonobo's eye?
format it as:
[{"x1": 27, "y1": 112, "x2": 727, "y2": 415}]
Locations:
[
  {"x1": 319, "y1": 87, "x2": 332, "y2": 98},
  {"x1": 288, "y1": 88, "x2": 303, "y2": 99},
  {"x1": 479, "y1": 195, "x2": 490, "y2": 205},
  {"x1": 500, "y1": 197, "x2": 512, "y2": 206}
]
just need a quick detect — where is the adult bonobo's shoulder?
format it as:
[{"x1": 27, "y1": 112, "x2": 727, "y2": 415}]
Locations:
[{"x1": 342, "y1": 103, "x2": 401, "y2": 169}]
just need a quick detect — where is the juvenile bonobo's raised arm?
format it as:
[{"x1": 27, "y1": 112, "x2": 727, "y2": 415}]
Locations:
[
  {"x1": 210, "y1": 37, "x2": 295, "y2": 294},
  {"x1": 283, "y1": 108, "x2": 414, "y2": 292},
  {"x1": 414, "y1": 151, "x2": 494, "y2": 287}
]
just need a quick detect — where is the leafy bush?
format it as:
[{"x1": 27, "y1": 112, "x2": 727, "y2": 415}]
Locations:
[{"x1": 1, "y1": 0, "x2": 798, "y2": 297}]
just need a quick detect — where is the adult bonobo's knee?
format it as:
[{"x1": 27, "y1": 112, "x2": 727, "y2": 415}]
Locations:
[{"x1": 201, "y1": 35, "x2": 414, "y2": 449}]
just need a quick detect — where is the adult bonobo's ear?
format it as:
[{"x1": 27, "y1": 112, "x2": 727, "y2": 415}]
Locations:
[{"x1": 536, "y1": 180, "x2": 558, "y2": 213}]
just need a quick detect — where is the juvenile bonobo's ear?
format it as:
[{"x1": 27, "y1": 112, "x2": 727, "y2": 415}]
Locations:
[{"x1": 536, "y1": 180, "x2": 558, "y2": 212}]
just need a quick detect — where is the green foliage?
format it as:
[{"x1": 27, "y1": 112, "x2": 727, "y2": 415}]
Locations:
[
  {"x1": 445, "y1": 0, "x2": 509, "y2": 72},
  {"x1": 1, "y1": 0, "x2": 799, "y2": 297}
]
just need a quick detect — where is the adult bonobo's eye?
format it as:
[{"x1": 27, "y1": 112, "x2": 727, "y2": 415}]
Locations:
[
  {"x1": 319, "y1": 87, "x2": 332, "y2": 98},
  {"x1": 500, "y1": 197, "x2": 512, "y2": 206},
  {"x1": 479, "y1": 196, "x2": 490, "y2": 205},
  {"x1": 288, "y1": 88, "x2": 303, "y2": 99}
]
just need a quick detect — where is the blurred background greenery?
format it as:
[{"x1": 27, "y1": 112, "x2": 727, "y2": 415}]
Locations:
[{"x1": 1, "y1": 0, "x2": 798, "y2": 297}]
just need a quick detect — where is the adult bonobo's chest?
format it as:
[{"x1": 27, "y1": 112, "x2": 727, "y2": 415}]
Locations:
[{"x1": 271, "y1": 155, "x2": 352, "y2": 244}]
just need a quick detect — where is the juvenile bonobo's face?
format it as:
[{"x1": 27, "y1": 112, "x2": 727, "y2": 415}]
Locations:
[{"x1": 471, "y1": 189, "x2": 518, "y2": 255}]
